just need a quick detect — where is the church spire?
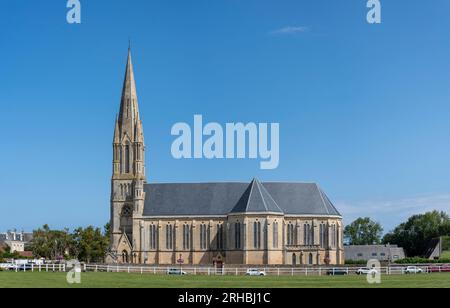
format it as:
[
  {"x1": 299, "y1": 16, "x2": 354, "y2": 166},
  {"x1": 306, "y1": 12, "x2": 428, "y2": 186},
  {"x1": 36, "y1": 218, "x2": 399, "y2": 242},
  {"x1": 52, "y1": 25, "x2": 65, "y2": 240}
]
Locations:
[
  {"x1": 112, "y1": 46, "x2": 146, "y2": 179},
  {"x1": 118, "y1": 47, "x2": 140, "y2": 140}
]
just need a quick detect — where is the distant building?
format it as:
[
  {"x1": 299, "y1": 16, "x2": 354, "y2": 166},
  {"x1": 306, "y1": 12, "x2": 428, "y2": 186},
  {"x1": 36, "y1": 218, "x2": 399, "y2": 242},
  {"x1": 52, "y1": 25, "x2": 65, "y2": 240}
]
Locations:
[
  {"x1": 0, "y1": 230, "x2": 33, "y2": 253},
  {"x1": 425, "y1": 236, "x2": 450, "y2": 260},
  {"x1": 5, "y1": 241, "x2": 25, "y2": 253},
  {"x1": 344, "y1": 245, "x2": 405, "y2": 262}
]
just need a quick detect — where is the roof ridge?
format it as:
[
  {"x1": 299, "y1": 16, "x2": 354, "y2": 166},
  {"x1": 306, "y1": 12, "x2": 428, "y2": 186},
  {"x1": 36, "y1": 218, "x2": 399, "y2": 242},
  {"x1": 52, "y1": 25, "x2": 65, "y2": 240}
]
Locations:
[
  {"x1": 315, "y1": 184, "x2": 330, "y2": 215},
  {"x1": 321, "y1": 189, "x2": 341, "y2": 216},
  {"x1": 259, "y1": 182, "x2": 284, "y2": 213},
  {"x1": 255, "y1": 180, "x2": 269, "y2": 212},
  {"x1": 245, "y1": 180, "x2": 257, "y2": 212}
]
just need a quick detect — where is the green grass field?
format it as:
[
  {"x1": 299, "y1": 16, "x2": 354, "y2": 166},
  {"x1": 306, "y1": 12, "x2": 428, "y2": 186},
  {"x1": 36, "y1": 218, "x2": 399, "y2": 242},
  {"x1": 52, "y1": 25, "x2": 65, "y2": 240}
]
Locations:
[{"x1": 0, "y1": 272, "x2": 449, "y2": 288}]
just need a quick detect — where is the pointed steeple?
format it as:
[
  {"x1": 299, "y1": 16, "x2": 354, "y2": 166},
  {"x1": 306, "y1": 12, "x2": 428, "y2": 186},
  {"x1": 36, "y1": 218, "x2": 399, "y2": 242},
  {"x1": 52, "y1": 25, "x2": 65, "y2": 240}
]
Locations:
[
  {"x1": 134, "y1": 119, "x2": 144, "y2": 143},
  {"x1": 118, "y1": 47, "x2": 141, "y2": 140},
  {"x1": 113, "y1": 116, "x2": 120, "y2": 144}
]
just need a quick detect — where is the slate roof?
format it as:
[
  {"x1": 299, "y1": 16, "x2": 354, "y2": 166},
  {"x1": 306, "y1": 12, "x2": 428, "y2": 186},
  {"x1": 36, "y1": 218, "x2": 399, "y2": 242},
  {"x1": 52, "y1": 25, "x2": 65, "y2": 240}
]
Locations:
[{"x1": 142, "y1": 178, "x2": 341, "y2": 217}]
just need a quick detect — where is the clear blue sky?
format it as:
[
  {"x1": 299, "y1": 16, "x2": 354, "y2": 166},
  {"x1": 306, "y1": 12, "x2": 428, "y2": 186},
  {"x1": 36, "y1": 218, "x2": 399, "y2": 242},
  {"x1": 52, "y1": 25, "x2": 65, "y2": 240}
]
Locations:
[{"x1": 1, "y1": 0, "x2": 449, "y2": 233}]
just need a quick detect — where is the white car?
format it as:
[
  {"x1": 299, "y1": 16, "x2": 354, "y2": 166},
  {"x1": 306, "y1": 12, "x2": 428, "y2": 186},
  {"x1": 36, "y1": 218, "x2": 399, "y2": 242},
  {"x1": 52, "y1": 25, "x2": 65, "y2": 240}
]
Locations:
[
  {"x1": 356, "y1": 267, "x2": 378, "y2": 275},
  {"x1": 0, "y1": 263, "x2": 16, "y2": 271},
  {"x1": 245, "y1": 269, "x2": 266, "y2": 276},
  {"x1": 404, "y1": 266, "x2": 423, "y2": 274}
]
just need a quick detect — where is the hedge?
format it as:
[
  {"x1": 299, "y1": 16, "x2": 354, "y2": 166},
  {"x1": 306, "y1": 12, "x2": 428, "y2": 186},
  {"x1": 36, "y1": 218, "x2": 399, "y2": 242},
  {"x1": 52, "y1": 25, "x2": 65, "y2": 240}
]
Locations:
[{"x1": 395, "y1": 257, "x2": 450, "y2": 264}]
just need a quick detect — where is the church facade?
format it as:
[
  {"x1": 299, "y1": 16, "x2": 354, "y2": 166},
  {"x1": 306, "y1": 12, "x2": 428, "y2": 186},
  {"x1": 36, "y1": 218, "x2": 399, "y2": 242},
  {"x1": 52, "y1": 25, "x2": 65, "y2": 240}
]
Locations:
[{"x1": 107, "y1": 49, "x2": 344, "y2": 266}]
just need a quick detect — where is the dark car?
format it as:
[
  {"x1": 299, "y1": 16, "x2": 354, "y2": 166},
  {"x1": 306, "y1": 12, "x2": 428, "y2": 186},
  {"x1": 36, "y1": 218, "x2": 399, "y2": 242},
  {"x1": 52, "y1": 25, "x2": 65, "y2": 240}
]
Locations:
[
  {"x1": 326, "y1": 268, "x2": 348, "y2": 276},
  {"x1": 16, "y1": 264, "x2": 33, "y2": 271},
  {"x1": 429, "y1": 264, "x2": 450, "y2": 273},
  {"x1": 167, "y1": 268, "x2": 187, "y2": 275}
]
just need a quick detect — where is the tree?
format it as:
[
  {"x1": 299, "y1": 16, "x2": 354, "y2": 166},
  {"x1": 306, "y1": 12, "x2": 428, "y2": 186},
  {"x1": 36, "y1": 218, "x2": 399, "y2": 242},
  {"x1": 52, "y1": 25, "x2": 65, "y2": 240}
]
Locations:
[
  {"x1": 344, "y1": 217, "x2": 383, "y2": 245},
  {"x1": 28, "y1": 223, "x2": 110, "y2": 263},
  {"x1": 104, "y1": 222, "x2": 111, "y2": 240},
  {"x1": 383, "y1": 210, "x2": 450, "y2": 257},
  {"x1": 72, "y1": 226, "x2": 109, "y2": 263},
  {"x1": 29, "y1": 224, "x2": 75, "y2": 260}
]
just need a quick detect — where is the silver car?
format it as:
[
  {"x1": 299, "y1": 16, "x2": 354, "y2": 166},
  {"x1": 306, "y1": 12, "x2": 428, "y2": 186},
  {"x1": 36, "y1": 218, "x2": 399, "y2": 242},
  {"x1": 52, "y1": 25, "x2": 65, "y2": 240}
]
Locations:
[
  {"x1": 245, "y1": 269, "x2": 266, "y2": 276},
  {"x1": 356, "y1": 267, "x2": 378, "y2": 275}
]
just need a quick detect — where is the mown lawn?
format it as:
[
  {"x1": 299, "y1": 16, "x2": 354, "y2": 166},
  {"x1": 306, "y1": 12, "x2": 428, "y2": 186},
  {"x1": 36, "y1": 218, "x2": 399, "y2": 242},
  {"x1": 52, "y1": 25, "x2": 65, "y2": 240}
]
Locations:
[{"x1": 0, "y1": 271, "x2": 449, "y2": 288}]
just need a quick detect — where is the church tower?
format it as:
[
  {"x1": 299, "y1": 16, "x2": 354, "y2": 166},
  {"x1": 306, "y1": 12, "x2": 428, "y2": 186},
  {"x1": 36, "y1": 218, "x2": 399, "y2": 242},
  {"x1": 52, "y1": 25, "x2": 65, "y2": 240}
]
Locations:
[{"x1": 110, "y1": 47, "x2": 146, "y2": 263}]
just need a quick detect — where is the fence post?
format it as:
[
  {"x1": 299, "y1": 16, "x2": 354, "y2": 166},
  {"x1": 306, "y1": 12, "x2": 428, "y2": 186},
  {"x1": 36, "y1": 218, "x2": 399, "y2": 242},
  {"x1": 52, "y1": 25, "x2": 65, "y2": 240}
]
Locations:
[
  {"x1": 236, "y1": 268, "x2": 238, "y2": 276},
  {"x1": 277, "y1": 268, "x2": 280, "y2": 276},
  {"x1": 39, "y1": 264, "x2": 41, "y2": 272},
  {"x1": 141, "y1": 267, "x2": 143, "y2": 274},
  {"x1": 46, "y1": 264, "x2": 48, "y2": 272},
  {"x1": 31, "y1": 264, "x2": 34, "y2": 272}
]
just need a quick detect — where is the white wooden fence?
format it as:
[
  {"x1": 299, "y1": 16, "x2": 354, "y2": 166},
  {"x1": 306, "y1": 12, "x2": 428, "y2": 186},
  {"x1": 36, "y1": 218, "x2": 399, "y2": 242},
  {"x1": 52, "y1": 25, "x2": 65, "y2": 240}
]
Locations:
[
  {"x1": 78, "y1": 264, "x2": 449, "y2": 276},
  {"x1": 5, "y1": 263, "x2": 450, "y2": 276}
]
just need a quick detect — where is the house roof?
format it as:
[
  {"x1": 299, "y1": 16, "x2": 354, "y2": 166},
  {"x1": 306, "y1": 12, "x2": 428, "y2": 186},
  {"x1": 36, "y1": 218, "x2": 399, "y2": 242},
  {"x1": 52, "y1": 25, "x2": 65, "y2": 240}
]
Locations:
[{"x1": 142, "y1": 179, "x2": 341, "y2": 217}]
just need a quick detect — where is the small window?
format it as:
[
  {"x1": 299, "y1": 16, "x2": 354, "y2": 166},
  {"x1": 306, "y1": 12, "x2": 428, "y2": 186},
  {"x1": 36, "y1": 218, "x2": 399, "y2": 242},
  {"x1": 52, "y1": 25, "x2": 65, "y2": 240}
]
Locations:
[
  {"x1": 380, "y1": 253, "x2": 386, "y2": 256},
  {"x1": 371, "y1": 253, "x2": 377, "y2": 257},
  {"x1": 357, "y1": 253, "x2": 363, "y2": 257}
]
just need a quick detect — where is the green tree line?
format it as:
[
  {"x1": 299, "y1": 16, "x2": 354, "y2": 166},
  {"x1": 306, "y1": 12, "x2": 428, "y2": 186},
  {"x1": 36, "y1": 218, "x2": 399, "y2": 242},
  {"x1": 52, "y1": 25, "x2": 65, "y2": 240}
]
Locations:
[
  {"x1": 27, "y1": 223, "x2": 110, "y2": 263},
  {"x1": 345, "y1": 210, "x2": 450, "y2": 257}
]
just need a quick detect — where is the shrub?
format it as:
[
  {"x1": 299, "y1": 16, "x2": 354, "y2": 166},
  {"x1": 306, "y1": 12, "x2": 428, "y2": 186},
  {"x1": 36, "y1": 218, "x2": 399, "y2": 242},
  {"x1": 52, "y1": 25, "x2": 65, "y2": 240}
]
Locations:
[
  {"x1": 395, "y1": 257, "x2": 450, "y2": 264},
  {"x1": 442, "y1": 236, "x2": 450, "y2": 251},
  {"x1": 344, "y1": 260, "x2": 368, "y2": 265}
]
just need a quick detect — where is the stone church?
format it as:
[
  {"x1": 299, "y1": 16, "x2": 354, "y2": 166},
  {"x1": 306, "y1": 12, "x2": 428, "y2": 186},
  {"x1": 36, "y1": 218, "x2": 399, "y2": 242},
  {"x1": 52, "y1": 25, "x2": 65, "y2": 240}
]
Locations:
[{"x1": 107, "y1": 49, "x2": 344, "y2": 266}]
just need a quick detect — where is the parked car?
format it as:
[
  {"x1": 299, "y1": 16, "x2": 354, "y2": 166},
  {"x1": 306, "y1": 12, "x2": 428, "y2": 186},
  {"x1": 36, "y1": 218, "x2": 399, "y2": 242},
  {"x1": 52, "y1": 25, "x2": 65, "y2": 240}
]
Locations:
[
  {"x1": 404, "y1": 266, "x2": 423, "y2": 274},
  {"x1": 245, "y1": 269, "x2": 267, "y2": 276},
  {"x1": 356, "y1": 267, "x2": 378, "y2": 275},
  {"x1": 167, "y1": 268, "x2": 187, "y2": 275},
  {"x1": 2, "y1": 264, "x2": 19, "y2": 271},
  {"x1": 0, "y1": 263, "x2": 14, "y2": 270},
  {"x1": 428, "y1": 264, "x2": 450, "y2": 273},
  {"x1": 326, "y1": 268, "x2": 348, "y2": 276}
]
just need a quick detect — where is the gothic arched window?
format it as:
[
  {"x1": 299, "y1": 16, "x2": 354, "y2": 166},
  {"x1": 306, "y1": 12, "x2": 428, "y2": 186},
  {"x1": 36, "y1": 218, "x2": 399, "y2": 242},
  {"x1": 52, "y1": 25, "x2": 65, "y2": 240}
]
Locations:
[
  {"x1": 253, "y1": 221, "x2": 261, "y2": 249},
  {"x1": 234, "y1": 223, "x2": 241, "y2": 249},
  {"x1": 166, "y1": 224, "x2": 173, "y2": 250},
  {"x1": 217, "y1": 224, "x2": 223, "y2": 250},
  {"x1": 120, "y1": 205, "x2": 133, "y2": 240},
  {"x1": 124, "y1": 145, "x2": 130, "y2": 174},
  {"x1": 287, "y1": 223, "x2": 296, "y2": 246},
  {"x1": 273, "y1": 221, "x2": 279, "y2": 248},
  {"x1": 320, "y1": 223, "x2": 327, "y2": 248},
  {"x1": 200, "y1": 224, "x2": 209, "y2": 250},
  {"x1": 331, "y1": 224, "x2": 337, "y2": 248},
  {"x1": 304, "y1": 223, "x2": 312, "y2": 246},
  {"x1": 183, "y1": 224, "x2": 190, "y2": 250},
  {"x1": 149, "y1": 224, "x2": 157, "y2": 250}
]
